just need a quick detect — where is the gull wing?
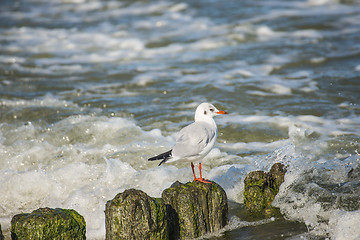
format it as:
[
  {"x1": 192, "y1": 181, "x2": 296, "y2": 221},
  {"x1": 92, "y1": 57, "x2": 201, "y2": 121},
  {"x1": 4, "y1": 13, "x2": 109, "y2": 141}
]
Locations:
[{"x1": 172, "y1": 121, "x2": 216, "y2": 159}]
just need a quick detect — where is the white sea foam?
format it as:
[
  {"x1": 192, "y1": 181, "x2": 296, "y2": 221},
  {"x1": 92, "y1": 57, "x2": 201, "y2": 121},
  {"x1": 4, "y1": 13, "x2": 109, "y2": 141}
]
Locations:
[
  {"x1": 329, "y1": 209, "x2": 360, "y2": 240},
  {"x1": 1, "y1": 26, "x2": 144, "y2": 65},
  {"x1": 225, "y1": 69, "x2": 254, "y2": 78},
  {"x1": 272, "y1": 151, "x2": 360, "y2": 237},
  {"x1": 267, "y1": 83, "x2": 292, "y2": 95},
  {"x1": 311, "y1": 57, "x2": 326, "y2": 63},
  {"x1": 292, "y1": 29, "x2": 322, "y2": 39},
  {"x1": 256, "y1": 25, "x2": 280, "y2": 41},
  {"x1": 0, "y1": 95, "x2": 77, "y2": 109},
  {"x1": 307, "y1": 0, "x2": 339, "y2": 6}
]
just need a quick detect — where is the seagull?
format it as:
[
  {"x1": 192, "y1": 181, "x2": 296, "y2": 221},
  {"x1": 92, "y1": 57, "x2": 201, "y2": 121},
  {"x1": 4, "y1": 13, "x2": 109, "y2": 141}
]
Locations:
[{"x1": 148, "y1": 102, "x2": 227, "y2": 183}]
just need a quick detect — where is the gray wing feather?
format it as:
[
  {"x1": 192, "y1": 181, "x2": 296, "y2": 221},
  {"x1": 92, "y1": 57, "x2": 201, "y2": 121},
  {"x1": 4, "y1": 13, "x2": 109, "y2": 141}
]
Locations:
[{"x1": 172, "y1": 122, "x2": 215, "y2": 158}]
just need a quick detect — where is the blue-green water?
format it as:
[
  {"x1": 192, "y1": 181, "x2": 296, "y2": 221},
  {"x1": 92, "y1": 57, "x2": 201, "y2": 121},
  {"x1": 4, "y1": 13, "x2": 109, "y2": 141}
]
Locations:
[{"x1": 1, "y1": 0, "x2": 360, "y2": 239}]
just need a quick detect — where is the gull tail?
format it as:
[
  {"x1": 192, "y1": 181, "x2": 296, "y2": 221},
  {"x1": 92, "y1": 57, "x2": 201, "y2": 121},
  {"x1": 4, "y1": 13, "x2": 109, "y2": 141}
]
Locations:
[{"x1": 148, "y1": 150, "x2": 172, "y2": 166}]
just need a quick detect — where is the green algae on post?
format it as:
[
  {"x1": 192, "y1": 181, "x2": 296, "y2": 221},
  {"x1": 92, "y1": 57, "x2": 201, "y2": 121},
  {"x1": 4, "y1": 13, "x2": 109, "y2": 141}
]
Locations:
[
  {"x1": 11, "y1": 208, "x2": 86, "y2": 240},
  {"x1": 243, "y1": 163, "x2": 287, "y2": 217},
  {"x1": 162, "y1": 180, "x2": 228, "y2": 239},
  {"x1": 105, "y1": 189, "x2": 168, "y2": 240}
]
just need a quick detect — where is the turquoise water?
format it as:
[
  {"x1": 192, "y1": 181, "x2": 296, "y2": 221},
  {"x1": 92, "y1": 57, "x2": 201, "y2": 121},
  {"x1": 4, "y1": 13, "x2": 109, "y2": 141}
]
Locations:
[{"x1": 1, "y1": 0, "x2": 360, "y2": 239}]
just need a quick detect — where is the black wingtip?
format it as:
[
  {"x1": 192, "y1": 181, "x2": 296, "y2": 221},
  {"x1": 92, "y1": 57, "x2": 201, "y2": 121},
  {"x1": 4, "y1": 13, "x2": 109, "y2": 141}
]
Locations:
[
  {"x1": 148, "y1": 156, "x2": 158, "y2": 161},
  {"x1": 148, "y1": 150, "x2": 172, "y2": 164}
]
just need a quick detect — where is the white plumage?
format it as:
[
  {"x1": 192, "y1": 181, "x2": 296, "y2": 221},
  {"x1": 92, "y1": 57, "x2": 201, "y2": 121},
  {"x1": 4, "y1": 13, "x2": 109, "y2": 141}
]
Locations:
[{"x1": 148, "y1": 102, "x2": 227, "y2": 183}]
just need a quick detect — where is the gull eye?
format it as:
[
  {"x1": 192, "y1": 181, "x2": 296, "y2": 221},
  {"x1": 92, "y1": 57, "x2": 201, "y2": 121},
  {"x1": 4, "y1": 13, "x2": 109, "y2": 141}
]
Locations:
[{"x1": 210, "y1": 108, "x2": 214, "y2": 112}]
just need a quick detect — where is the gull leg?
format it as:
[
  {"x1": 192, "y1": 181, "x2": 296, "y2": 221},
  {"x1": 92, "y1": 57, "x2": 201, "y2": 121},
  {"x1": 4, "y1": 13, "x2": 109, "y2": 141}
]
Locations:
[
  {"x1": 194, "y1": 162, "x2": 212, "y2": 184},
  {"x1": 191, "y1": 162, "x2": 197, "y2": 180},
  {"x1": 199, "y1": 163, "x2": 203, "y2": 179}
]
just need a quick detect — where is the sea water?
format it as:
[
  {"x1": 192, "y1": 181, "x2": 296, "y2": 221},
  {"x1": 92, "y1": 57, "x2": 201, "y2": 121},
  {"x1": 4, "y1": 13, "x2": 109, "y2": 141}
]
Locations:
[{"x1": 0, "y1": 0, "x2": 359, "y2": 239}]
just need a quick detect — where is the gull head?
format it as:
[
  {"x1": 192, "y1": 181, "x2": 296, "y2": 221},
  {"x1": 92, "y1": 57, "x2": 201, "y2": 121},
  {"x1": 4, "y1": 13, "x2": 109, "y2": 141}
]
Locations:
[{"x1": 194, "y1": 102, "x2": 227, "y2": 122}]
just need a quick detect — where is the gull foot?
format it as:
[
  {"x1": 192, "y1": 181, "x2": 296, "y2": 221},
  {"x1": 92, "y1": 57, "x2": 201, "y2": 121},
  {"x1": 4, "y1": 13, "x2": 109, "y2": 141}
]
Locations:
[{"x1": 194, "y1": 178, "x2": 212, "y2": 184}]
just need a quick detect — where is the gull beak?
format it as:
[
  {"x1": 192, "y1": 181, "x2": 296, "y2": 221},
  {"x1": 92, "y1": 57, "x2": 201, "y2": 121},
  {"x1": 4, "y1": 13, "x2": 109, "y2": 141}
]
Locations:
[{"x1": 216, "y1": 110, "x2": 228, "y2": 114}]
